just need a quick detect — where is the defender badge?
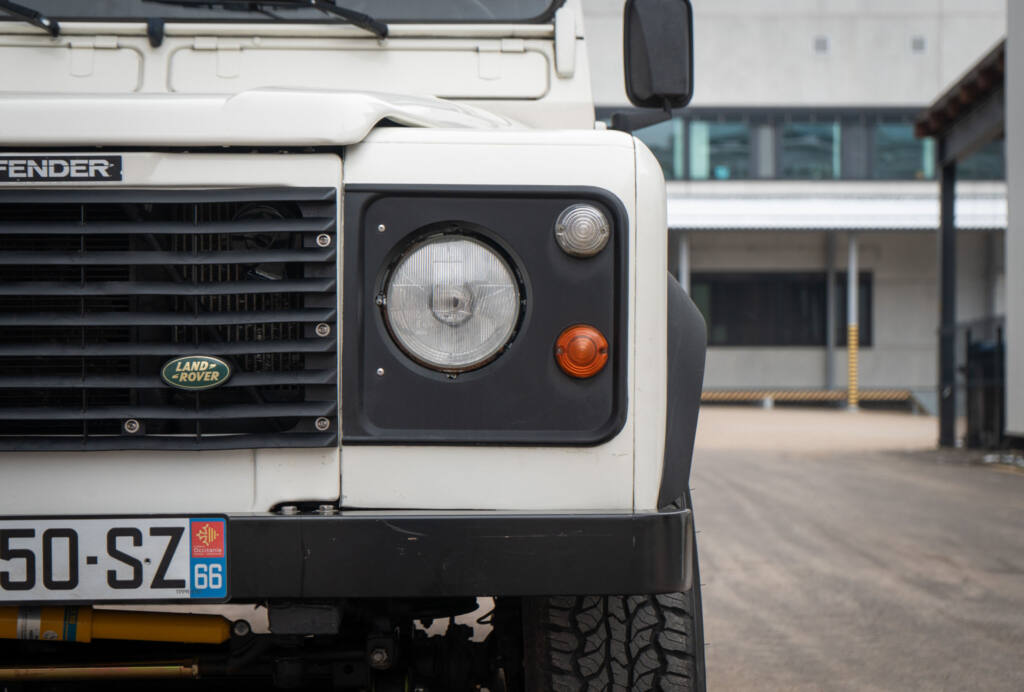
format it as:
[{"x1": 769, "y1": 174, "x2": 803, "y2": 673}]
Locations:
[{"x1": 161, "y1": 355, "x2": 232, "y2": 391}]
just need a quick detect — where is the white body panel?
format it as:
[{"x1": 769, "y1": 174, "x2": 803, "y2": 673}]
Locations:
[
  {"x1": 341, "y1": 129, "x2": 669, "y2": 511},
  {"x1": 0, "y1": 0, "x2": 675, "y2": 516},
  {"x1": 0, "y1": 13, "x2": 593, "y2": 130}
]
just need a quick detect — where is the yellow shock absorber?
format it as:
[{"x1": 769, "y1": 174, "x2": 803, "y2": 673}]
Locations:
[
  {"x1": 847, "y1": 323, "x2": 859, "y2": 408},
  {"x1": 0, "y1": 607, "x2": 231, "y2": 645}
]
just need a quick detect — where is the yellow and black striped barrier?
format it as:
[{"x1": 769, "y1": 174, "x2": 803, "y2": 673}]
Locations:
[
  {"x1": 701, "y1": 388, "x2": 911, "y2": 404},
  {"x1": 848, "y1": 324, "x2": 860, "y2": 408}
]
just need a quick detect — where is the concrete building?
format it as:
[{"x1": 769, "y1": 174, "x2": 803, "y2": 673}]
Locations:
[{"x1": 583, "y1": 0, "x2": 1007, "y2": 416}]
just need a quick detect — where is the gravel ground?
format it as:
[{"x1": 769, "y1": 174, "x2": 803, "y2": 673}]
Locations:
[{"x1": 692, "y1": 405, "x2": 1024, "y2": 692}]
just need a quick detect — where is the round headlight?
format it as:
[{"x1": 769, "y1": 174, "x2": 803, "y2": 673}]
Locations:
[{"x1": 384, "y1": 235, "x2": 521, "y2": 372}]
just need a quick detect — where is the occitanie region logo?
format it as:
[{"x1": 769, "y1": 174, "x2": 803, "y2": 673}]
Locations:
[
  {"x1": 161, "y1": 355, "x2": 231, "y2": 391},
  {"x1": 191, "y1": 521, "x2": 225, "y2": 558}
]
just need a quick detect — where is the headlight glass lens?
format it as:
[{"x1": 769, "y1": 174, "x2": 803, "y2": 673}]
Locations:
[{"x1": 384, "y1": 235, "x2": 520, "y2": 372}]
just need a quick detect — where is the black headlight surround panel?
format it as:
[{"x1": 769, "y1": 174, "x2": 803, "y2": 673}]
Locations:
[{"x1": 342, "y1": 186, "x2": 628, "y2": 445}]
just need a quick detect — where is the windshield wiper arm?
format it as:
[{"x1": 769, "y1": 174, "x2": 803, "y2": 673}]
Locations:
[
  {"x1": 304, "y1": 0, "x2": 387, "y2": 38},
  {"x1": 0, "y1": 0, "x2": 60, "y2": 36},
  {"x1": 144, "y1": 0, "x2": 387, "y2": 38}
]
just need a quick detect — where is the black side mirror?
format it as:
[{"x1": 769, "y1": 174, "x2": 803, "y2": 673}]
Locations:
[{"x1": 623, "y1": 0, "x2": 694, "y2": 110}]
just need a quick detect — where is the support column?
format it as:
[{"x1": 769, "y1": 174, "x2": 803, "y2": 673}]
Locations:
[
  {"x1": 825, "y1": 233, "x2": 836, "y2": 391},
  {"x1": 847, "y1": 233, "x2": 859, "y2": 410},
  {"x1": 939, "y1": 160, "x2": 957, "y2": 446},
  {"x1": 677, "y1": 232, "x2": 690, "y2": 293}
]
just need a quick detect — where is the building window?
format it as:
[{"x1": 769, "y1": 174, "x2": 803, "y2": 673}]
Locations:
[
  {"x1": 688, "y1": 120, "x2": 751, "y2": 180},
  {"x1": 780, "y1": 120, "x2": 841, "y2": 179},
  {"x1": 958, "y1": 139, "x2": 1005, "y2": 180},
  {"x1": 691, "y1": 272, "x2": 872, "y2": 347},
  {"x1": 633, "y1": 118, "x2": 684, "y2": 180},
  {"x1": 594, "y1": 107, "x2": 1004, "y2": 182},
  {"x1": 872, "y1": 122, "x2": 934, "y2": 180}
]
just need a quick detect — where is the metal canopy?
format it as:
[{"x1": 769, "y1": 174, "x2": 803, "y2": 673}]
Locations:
[
  {"x1": 915, "y1": 38, "x2": 1006, "y2": 448},
  {"x1": 915, "y1": 40, "x2": 1006, "y2": 164},
  {"x1": 667, "y1": 187, "x2": 1006, "y2": 231}
]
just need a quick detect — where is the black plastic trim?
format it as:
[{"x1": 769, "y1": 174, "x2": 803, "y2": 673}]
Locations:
[
  {"x1": 342, "y1": 185, "x2": 629, "y2": 446},
  {"x1": 0, "y1": 185, "x2": 339, "y2": 450},
  {"x1": 658, "y1": 274, "x2": 707, "y2": 508},
  {"x1": 227, "y1": 508, "x2": 692, "y2": 599}
]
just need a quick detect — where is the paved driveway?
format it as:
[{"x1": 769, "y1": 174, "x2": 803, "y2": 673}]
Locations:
[{"x1": 692, "y1": 406, "x2": 1024, "y2": 692}]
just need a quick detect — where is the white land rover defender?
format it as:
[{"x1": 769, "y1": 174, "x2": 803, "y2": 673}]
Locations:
[{"x1": 0, "y1": 0, "x2": 706, "y2": 689}]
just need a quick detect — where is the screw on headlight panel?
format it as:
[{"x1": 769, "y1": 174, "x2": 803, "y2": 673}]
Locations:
[
  {"x1": 376, "y1": 367, "x2": 385, "y2": 377},
  {"x1": 314, "y1": 416, "x2": 331, "y2": 432},
  {"x1": 315, "y1": 233, "x2": 332, "y2": 248},
  {"x1": 122, "y1": 419, "x2": 141, "y2": 434},
  {"x1": 377, "y1": 223, "x2": 387, "y2": 233},
  {"x1": 315, "y1": 322, "x2": 331, "y2": 337},
  {"x1": 554, "y1": 203, "x2": 611, "y2": 257}
]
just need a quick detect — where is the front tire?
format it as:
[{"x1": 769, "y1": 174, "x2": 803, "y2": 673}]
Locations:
[
  {"x1": 520, "y1": 587, "x2": 704, "y2": 692},
  {"x1": 493, "y1": 531, "x2": 706, "y2": 692}
]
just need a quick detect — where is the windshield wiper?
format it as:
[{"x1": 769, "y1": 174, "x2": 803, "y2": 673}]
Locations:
[
  {"x1": 0, "y1": 0, "x2": 60, "y2": 36},
  {"x1": 145, "y1": 0, "x2": 387, "y2": 38}
]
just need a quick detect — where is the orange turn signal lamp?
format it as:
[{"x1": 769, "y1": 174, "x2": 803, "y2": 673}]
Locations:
[{"x1": 555, "y1": 324, "x2": 608, "y2": 378}]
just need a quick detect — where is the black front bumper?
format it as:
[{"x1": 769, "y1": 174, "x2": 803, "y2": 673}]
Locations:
[{"x1": 228, "y1": 508, "x2": 693, "y2": 599}]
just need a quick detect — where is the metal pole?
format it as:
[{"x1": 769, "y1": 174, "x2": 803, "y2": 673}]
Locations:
[
  {"x1": 677, "y1": 232, "x2": 690, "y2": 293},
  {"x1": 939, "y1": 160, "x2": 957, "y2": 446},
  {"x1": 825, "y1": 233, "x2": 836, "y2": 390},
  {"x1": 847, "y1": 233, "x2": 859, "y2": 410}
]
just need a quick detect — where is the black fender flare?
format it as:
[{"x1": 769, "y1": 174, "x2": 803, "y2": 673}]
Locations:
[{"x1": 658, "y1": 273, "x2": 707, "y2": 509}]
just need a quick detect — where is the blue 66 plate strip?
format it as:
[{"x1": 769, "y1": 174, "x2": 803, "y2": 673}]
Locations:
[{"x1": 0, "y1": 517, "x2": 227, "y2": 603}]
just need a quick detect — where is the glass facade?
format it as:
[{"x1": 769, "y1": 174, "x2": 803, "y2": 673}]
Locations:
[
  {"x1": 779, "y1": 121, "x2": 841, "y2": 179},
  {"x1": 689, "y1": 121, "x2": 751, "y2": 180},
  {"x1": 617, "y1": 109, "x2": 1005, "y2": 183},
  {"x1": 958, "y1": 139, "x2": 1005, "y2": 180},
  {"x1": 872, "y1": 122, "x2": 934, "y2": 180}
]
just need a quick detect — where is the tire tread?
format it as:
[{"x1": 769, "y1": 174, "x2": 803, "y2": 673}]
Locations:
[{"x1": 526, "y1": 592, "x2": 699, "y2": 691}]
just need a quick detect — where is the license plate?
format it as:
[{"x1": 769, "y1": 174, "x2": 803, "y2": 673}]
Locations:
[{"x1": 0, "y1": 517, "x2": 227, "y2": 602}]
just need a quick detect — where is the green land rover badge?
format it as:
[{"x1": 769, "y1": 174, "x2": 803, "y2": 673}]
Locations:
[{"x1": 161, "y1": 355, "x2": 232, "y2": 391}]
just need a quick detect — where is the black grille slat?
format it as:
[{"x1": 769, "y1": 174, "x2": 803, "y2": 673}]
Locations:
[
  {"x1": 0, "y1": 309, "x2": 336, "y2": 327},
  {"x1": 0, "y1": 248, "x2": 334, "y2": 265},
  {"x1": 0, "y1": 187, "x2": 336, "y2": 204},
  {"x1": 0, "y1": 401, "x2": 336, "y2": 421},
  {"x1": 0, "y1": 279, "x2": 336, "y2": 296},
  {"x1": 0, "y1": 218, "x2": 334, "y2": 236},
  {"x1": 0, "y1": 433, "x2": 336, "y2": 452},
  {"x1": 0, "y1": 370, "x2": 337, "y2": 389},
  {"x1": 0, "y1": 339, "x2": 337, "y2": 357},
  {"x1": 0, "y1": 186, "x2": 339, "y2": 450}
]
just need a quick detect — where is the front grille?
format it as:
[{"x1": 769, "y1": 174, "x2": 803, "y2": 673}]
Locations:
[{"x1": 0, "y1": 187, "x2": 338, "y2": 451}]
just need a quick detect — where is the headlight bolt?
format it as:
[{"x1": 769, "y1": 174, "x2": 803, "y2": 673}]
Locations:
[{"x1": 377, "y1": 223, "x2": 387, "y2": 233}]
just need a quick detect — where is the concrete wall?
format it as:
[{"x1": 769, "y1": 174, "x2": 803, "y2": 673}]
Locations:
[
  {"x1": 687, "y1": 229, "x2": 998, "y2": 391},
  {"x1": 583, "y1": 0, "x2": 1006, "y2": 107},
  {"x1": 1007, "y1": 0, "x2": 1024, "y2": 436}
]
